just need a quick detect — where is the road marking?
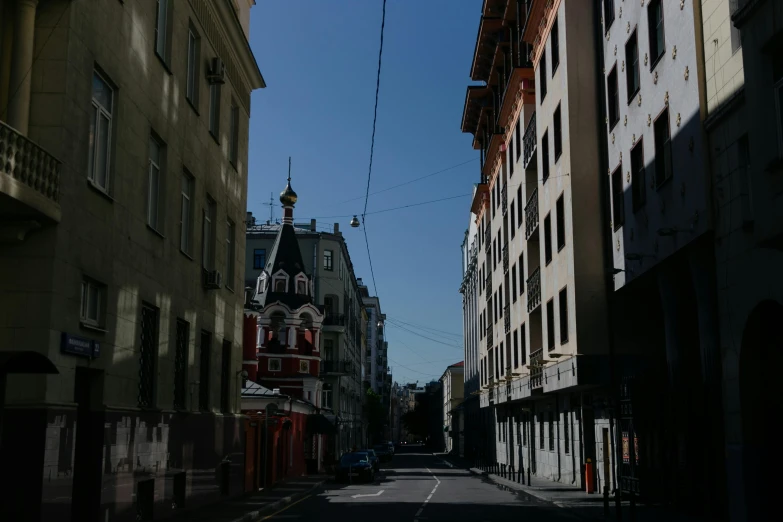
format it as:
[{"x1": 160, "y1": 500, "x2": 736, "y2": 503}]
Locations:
[
  {"x1": 351, "y1": 489, "x2": 385, "y2": 498},
  {"x1": 260, "y1": 493, "x2": 313, "y2": 520},
  {"x1": 414, "y1": 468, "x2": 440, "y2": 522}
]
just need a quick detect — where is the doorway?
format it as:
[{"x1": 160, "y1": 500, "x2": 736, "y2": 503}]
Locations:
[{"x1": 70, "y1": 367, "x2": 105, "y2": 522}]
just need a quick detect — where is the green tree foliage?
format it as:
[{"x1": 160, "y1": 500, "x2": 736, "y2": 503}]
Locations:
[{"x1": 365, "y1": 389, "x2": 385, "y2": 442}]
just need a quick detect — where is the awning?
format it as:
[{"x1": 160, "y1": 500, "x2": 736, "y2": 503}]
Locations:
[
  {"x1": 307, "y1": 413, "x2": 337, "y2": 435},
  {"x1": 0, "y1": 351, "x2": 58, "y2": 374}
]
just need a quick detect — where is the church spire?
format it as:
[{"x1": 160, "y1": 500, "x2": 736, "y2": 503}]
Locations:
[{"x1": 280, "y1": 157, "x2": 297, "y2": 225}]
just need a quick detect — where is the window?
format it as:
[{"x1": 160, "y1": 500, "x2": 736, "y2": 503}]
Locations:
[
  {"x1": 512, "y1": 265, "x2": 517, "y2": 303},
  {"x1": 559, "y1": 287, "x2": 568, "y2": 344},
  {"x1": 546, "y1": 298, "x2": 555, "y2": 351},
  {"x1": 180, "y1": 171, "x2": 194, "y2": 254},
  {"x1": 174, "y1": 319, "x2": 189, "y2": 410},
  {"x1": 297, "y1": 280, "x2": 306, "y2": 295},
  {"x1": 553, "y1": 104, "x2": 562, "y2": 160},
  {"x1": 631, "y1": 140, "x2": 646, "y2": 210},
  {"x1": 268, "y1": 358, "x2": 281, "y2": 371},
  {"x1": 604, "y1": 0, "x2": 615, "y2": 33},
  {"x1": 321, "y1": 386, "x2": 332, "y2": 408},
  {"x1": 509, "y1": 141, "x2": 515, "y2": 176},
  {"x1": 539, "y1": 51, "x2": 547, "y2": 100},
  {"x1": 324, "y1": 249, "x2": 334, "y2": 271},
  {"x1": 274, "y1": 278, "x2": 286, "y2": 292},
  {"x1": 253, "y1": 248, "x2": 266, "y2": 270},
  {"x1": 139, "y1": 303, "x2": 159, "y2": 408},
  {"x1": 518, "y1": 253, "x2": 524, "y2": 295},
  {"x1": 777, "y1": 75, "x2": 783, "y2": 155},
  {"x1": 551, "y1": 17, "x2": 559, "y2": 74},
  {"x1": 147, "y1": 135, "x2": 164, "y2": 231},
  {"x1": 202, "y1": 196, "x2": 216, "y2": 270},
  {"x1": 654, "y1": 108, "x2": 673, "y2": 187},
  {"x1": 186, "y1": 25, "x2": 200, "y2": 105},
  {"x1": 229, "y1": 101, "x2": 239, "y2": 166},
  {"x1": 542, "y1": 130, "x2": 550, "y2": 182},
  {"x1": 564, "y1": 411, "x2": 570, "y2": 454},
  {"x1": 515, "y1": 119, "x2": 522, "y2": 161},
  {"x1": 544, "y1": 213, "x2": 552, "y2": 265},
  {"x1": 209, "y1": 83, "x2": 221, "y2": 138},
  {"x1": 510, "y1": 201, "x2": 516, "y2": 239},
  {"x1": 225, "y1": 220, "x2": 235, "y2": 289},
  {"x1": 221, "y1": 340, "x2": 231, "y2": 413},
  {"x1": 513, "y1": 330, "x2": 519, "y2": 368},
  {"x1": 511, "y1": 185, "x2": 525, "y2": 228},
  {"x1": 730, "y1": 11, "x2": 742, "y2": 53},
  {"x1": 80, "y1": 278, "x2": 105, "y2": 328},
  {"x1": 520, "y1": 323, "x2": 527, "y2": 365},
  {"x1": 548, "y1": 412, "x2": 555, "y2": 451},
  {"x1": 199, "y1": 331, "x2": 212, "y2": 410},
  {"x1": 612, "y1": 165, "x2": 624, "y2": 230},
  {"x1": 607, "y1": 66, "x2": 620, "y2": 128},
  {"x1": 647, "y1": 0, "x2": 665, "y2": 68},
  {"x1": 88, "y1": 71, "x2": 113, "y2": 192},
  {"x1": 556, "y1": 194, "x2": 565, "y2": 250},
  {"x1": 154, "y1": 0, "x2": 171, "y2": 62},
  {"x1": 625, "y1": 30, "x2": 640, "y2": 101}
]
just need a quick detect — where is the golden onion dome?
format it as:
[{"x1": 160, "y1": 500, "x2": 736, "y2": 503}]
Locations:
[{"x1": 280, "y1": 179, "x2": 298, "y2": 206}]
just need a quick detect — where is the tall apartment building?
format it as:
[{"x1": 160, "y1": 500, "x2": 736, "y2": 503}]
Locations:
[
  {"x1": 245, "y1": 216, "x2": 366, "y2": 455},
  {"x1": 462, "y1": 0, "x2": 614, "y2": 489},
  {"x1": 440, "y1": 361, "x2": 464, "y2": 454},
  {"x1": 704, "y1": 1, "x2": 783, "y2": 520},
  {"x1": 359, "y1": 282, "x2": 387, "y2": 395},
  {"x1": 0, "y1": 1, "x2": 264, "y2": 520}
]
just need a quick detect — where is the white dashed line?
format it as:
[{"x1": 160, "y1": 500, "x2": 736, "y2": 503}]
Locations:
[{"x1": 414, "y1": 468, "x2": 440, "y2": 522}]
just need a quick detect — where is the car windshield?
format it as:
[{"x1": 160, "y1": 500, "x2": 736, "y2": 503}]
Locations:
[{"x1": 341, "y1": 452, "x2": 368, "y2": 465}]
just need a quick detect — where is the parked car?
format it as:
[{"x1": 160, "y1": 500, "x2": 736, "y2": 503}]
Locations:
[
  {"x1": 335, "y1": 452, "x2": 374, "y2": 483},
  {"x1": 361, "y1": 449, "x2": 380, "y2": 472},
  {"x1": 386, "y1": 441, "x2": 395, "y2": 455},
  {"x1": 373, "y1": 444, "x2": 392, "y2": 462}
]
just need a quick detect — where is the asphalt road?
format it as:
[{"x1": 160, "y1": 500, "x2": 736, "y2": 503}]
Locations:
[{"x1": 260, "y1": 444, "x2": 580, "y2": 522}]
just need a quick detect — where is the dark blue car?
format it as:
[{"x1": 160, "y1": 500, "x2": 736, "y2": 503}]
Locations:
[{"x1": 335, "y1": 451, "x2": 375, "y2": 483}]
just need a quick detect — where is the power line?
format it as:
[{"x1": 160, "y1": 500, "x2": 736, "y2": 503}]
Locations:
[
  {"x1": 341, "y1": 158, "x2": 478, "y2": 204},
  {"x1": 385, "y1": 322, "x2": 462, "y2": 350},
  {"x1": 385, "y1": 317, "x2": 463, "y2": 339},
  {"x1": 302, "y1": 193, "x2": 473, "y2": 221}
]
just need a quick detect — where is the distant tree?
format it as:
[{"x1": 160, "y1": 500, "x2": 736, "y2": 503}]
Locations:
[{"x1": 401, "y1": 406, "x2": 429, "y2": 439}]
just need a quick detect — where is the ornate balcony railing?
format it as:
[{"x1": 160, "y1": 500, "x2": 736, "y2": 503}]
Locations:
[
  {"x1": 321, "y1": 360, "x2": 351, "y2": 375},
  {"x1": 484, "y1": 222, "x2": 491, "y2": 253},
  {"x1": 501, "y1": 183, "x2": 508, "y2": 214},
  {"x1": 525, "y1": 188, "x2": 539, "y2": 239},
  {"x1": 324, "y1": 313, "x2": 346, "y2": 327},
  {"x1": 526, "y1": 267, "x2": 541, "y2": 312},
  {"x1": 503, "y1": 304, "x2": 510, "y2": 334},
  {"x1": 0, "y1": 121, "x2": 62, "y2": 222},
  {"x1": 502, "y1": 243, "x2": 509, "y2": 274},
  {"x1": 522, "y1": 111, "x2": 537, "y2": 171},
  {"x1": 485, "y1": 275, "x2": 492, "y2": 302},
  {"x1": 529, "y1": 348, "x2": 544, "y2": 389}
]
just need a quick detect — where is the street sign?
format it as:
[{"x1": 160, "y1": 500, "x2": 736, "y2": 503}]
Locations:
[{"x1": 60, "y1": 333, "x2": 100, "y2": 359}]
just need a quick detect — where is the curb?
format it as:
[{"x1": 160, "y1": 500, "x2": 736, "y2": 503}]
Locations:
[{"x1": 230, "y1": 480, "x2": 325, "y2": 522}]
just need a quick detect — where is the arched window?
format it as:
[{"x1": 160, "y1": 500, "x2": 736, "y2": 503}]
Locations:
[
  {"x1": 274, "y1": 278, "x2": 286, "y2": 292},
  {"x1": 297, "y1": 279, "x2": 307, "y2": 295}
]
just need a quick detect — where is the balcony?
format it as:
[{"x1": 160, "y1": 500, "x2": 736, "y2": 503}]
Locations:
[
  {"x1": 486, "y1": 326, "x2": 493, "y2": 349},
  {"x1": 529, "y1": 348, "x2": 543, "y2": 389},
  {"x1": 526, "y1": 267, "x2": 541, "y2": 312},
  {"x1": 323, "y1": 313, "x2": 346, "y2": 328},
  {"x1": 0, "y1": 121, "x2": 62, "y2": 238},
  {"x1": 503, "y1": 304, "x2": 510, "y2": 334},
  {"x1": 525, "y1": 188, "x2": 539, "y2": 239},
  {"x1": 522, "y1": 112, "x2": 537, "y2": 171},
  {"x1": 502, "y1": 243, "x2": 509, "y2": 274},
  {"x1": 501, "y1": 183, "x2": 507, "y2": 214},
  {"x1": 485, "y1": 275, "x2": 492, "y2": 302},
  {"x1": 322, "y1": 360, "x2": 352, "y2": 375}
]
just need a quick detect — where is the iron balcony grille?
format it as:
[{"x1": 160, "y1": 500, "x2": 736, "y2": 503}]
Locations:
[
  {"x1": 485, "y1": 223, "x2": 491, "y2": 253},
  {"x1": 504, "y1": 304, "x2": 510, "y2": 334},
  {"x1": 486, "y1": 277, "x2": 492, "y2": 302},
  {"x1": 502, "y1": 243, "x2": 509, "y2": 274},
  {"x1": 138, "y1": 304, "x2": 158, "y2": 408},
  {"x1": 0, "y1": 121, "x2": 61, "y2": 204},
  {"x1": 501, "y1": 184, "x2": 508, "y2": 214},
  {"x1": 486, "y1": 326, "x2": 493, "y2": 349},
  {"x1": 525, "y1": 188, "x2": 539, "y2": 239},
  {"x1": 526, "y1": 267, "x2": 541, "y2": 312},
  {"x1": 522, "y1": 111, "x2": 537, "y2": 171},
  {"x1": 173, "y1": 320, "x2": 189, "y2": 410},
  {"x1": 321, "y1": 360, "x2": 352, "y2": 374},
  {"x1": 324, "y1": 313, "x2": 346, "y2": 326},
  {"x1": 530, "y1": 348, "x2": 544, "y2": 389}
]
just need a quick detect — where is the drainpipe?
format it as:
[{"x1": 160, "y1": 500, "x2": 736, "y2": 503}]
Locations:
[{"x1": 591, "y1": 0, "x2": 624, "y2": 518}]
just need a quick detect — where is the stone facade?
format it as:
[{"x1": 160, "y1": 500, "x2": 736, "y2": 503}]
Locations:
[{"x1": 0, "y1": 1, "x2": 264, "y2": 520}]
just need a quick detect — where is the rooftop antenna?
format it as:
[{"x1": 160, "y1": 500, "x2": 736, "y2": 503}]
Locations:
[{"x1": 262, "y1": 192, "x2": 274, "y2": 223}]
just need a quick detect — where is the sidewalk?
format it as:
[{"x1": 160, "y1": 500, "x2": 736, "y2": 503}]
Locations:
[
  {"x1": 435, "y1": 454, "x2": 705, "y2": 522},
  {"x1": 170, "y1": 475, "x2": 327, "y2": 522}
]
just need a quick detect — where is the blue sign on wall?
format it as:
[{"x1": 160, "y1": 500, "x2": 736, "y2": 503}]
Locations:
[{"x1": 61, "y1": 333, "x2": 100, "y2": 359}]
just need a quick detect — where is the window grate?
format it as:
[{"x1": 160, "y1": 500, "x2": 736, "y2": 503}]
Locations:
[{"x1": 139, "y1": 304, "x2": 158, "y2": 408}]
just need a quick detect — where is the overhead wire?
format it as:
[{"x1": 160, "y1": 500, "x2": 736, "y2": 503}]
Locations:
[
  {"x1": 384, "y1": 317, "x2": 463, "y2": 340},
  {"x1": 385, "y1": 321, "x2": 463, "y2": 350}
]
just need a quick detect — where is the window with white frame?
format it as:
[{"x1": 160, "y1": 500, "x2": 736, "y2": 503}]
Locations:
[
  {"x1": 323, "y1": 249, "x2": 333, "y2": 271},
  {"x1": 202, "y1": 196, "x2": 216, "y2": 270},
  {"x1": 147, "y1": 135, "x2": 164, "y2": 231},
  {"x1": 229, "y1": 101, "x2": 239, "y2": 166},
  {"x1": 321, "y1": 386, "x2": 333, "y2": 409},
  {"x1": 268, "y1": 358, "x2": 281, "y2": 372},
  {"x1": 274, "y1": 277, "x2": 287, "y2": 293},
  {"x1": 180, "y1": 171, "x2": 194, "y2": 254},
  {"x1": 186, "y1": 24, "x2": 200, "y2": 105},
  {"x1": 225, "y1": 219, "x2": 235, "y2": 289},
  {"x1": 209, "y1": 83, "x2": 221, "y2": 138},
  {"x1": 80, "y1": 278, "x2": 105, "y2": 328},
  {"x1": 88, "y1": 71, "x2": 113, "y2": 192}
]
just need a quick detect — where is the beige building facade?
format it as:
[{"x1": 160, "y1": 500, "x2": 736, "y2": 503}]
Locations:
[
  {"x1": 0, "y1": 1, "x2": 264, "y2": 521},
  {"x1": 440, "y1": 361, "x2": 463, "y2": 454}
]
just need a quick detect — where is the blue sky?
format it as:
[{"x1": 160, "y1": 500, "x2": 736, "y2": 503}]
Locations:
[{"x1": 247, "y1": 0, "x2": 482, "y2": 385}]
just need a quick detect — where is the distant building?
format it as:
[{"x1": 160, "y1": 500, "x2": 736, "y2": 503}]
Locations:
[{"x1": 440, "y1": 362, "x2": 464, "y2": 454}]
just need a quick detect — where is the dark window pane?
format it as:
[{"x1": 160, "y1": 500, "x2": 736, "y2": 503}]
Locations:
[
  {"x1": 559, "y1": 287, "x2": 568, "y2": 343},
  {"x1": 544, "y1": 213, "x2": 552, "y2": 264},
  {"x1": 612, "y1": 166, "x2": 625, "y2": 229},
  {"x1": 631, "y1": 140, "x2": 646, "y2": 210},
  {"x1": 556, "y1": 194, "x2": 565, "y2": 249}
]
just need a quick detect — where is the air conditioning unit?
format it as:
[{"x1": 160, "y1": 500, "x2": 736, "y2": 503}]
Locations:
[
  {"x1": 207, "y1": 57, "x2": 225, "y2": 84},
  {"x1": 204, "y1": 269, "x2": 222, "y2": 289}
]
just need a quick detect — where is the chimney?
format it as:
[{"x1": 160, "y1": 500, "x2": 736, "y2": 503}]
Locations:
[
  {"x1": 246, "y1": 211, "x2": 253, "y2": 226},
  {"x1": 310, "y1": 219, "x2": 316, "y2": 232},
  {"x1": 333, "y1": 223, "x2": 340, "y2": 235}
]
